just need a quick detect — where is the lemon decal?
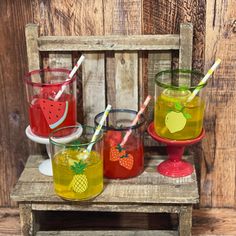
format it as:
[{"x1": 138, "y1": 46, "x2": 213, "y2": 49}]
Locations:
[
  {"x1": 165, "y1": 102, "x2": 191, "y2": 133},
  {"x1": 165, "y1": 111, "x2": 186, "y2": 133}
]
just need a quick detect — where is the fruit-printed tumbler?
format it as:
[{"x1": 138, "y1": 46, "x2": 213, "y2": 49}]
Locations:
[
  {"x1": 154, "y1": 69, "x2": 206, "y2": 140},
  {"x1": 49, "y1": 125, "x2": 103, "y2": 201},
  {"x1": 94, "y1": 109, "x2": 146, "y2": 179},
  {"x1": 24, "y1": 68, "x2": 77, "y2": 137}
]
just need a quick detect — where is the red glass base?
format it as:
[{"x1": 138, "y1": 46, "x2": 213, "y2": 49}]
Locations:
[
  {"x1": 147, "y1": 122, "x2": 205, "y2": 178},
  {"x1": 157, "y1": 160, "x2": 193, "y2": 177}
]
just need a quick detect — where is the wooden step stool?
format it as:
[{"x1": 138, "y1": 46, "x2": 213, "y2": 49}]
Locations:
[{"x1": 11, "y1": 23, "x2": 199, "y2": 235}]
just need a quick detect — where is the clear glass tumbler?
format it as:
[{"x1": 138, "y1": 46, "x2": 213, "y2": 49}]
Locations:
[
  {"x1": 94, "y1": 109, "x2": 146, "y2": 179},
  {"x1": 24, "y1": 68, "x2": 77, "y2": 137},
  {"x1": 154, "y1": 69, "x2": 206, "y2": 140},
  {"x1": 49, "y1": 125, "x2": 103, "y2": 201}
]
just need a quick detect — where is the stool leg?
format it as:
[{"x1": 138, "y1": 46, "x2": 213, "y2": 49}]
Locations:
[
  {"x1": 19, "y1": 204, "x2": 36, "y2": 236},
  {"x1": 179, "y1": 205, "x2": 192, "y2": 236}
]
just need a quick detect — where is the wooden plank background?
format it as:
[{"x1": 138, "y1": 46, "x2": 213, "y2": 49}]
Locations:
[
  {"x1": 200, "y1": 0, "x2": 236, "y2": 208},
  {"x1": 0, "y1": 0, "x2": 235, "y2": 212}
]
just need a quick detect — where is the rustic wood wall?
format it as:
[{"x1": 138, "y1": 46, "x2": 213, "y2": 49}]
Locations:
[
  {"x1": 0, "y1": 0, "x2": 235, "y2": 209},
  {"x1": 201, "y1": 0, "x2": 236, "y2": 208}
]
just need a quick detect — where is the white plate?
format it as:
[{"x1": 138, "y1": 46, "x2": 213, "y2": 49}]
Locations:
[{"x1": 25, "y1": 125, "x2": 83, "y2": 145}]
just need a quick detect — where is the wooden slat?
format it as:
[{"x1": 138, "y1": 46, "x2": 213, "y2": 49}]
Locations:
[
  {"x1": 38, "y1": 34, "x2": 180, "y2": 51},
  {"x1": 31, "y1": 203, "x2": 182, "y2": 213},
  {"x1": 11, "y1": 181, "x2": 198, "y2": 204},
  {"x1": 82, "y1": 53, "x2": 106, "y2": 125},
  {"x1": 2, "y1": 207, "x2": 236, "y2": 236},
  {"x1": 11, "y1": 155, "x2": 198, "y2": 204},
  {"x1": 48, "y1": 53, "x2": 72, "y2": 69},
  {"x1": 179, "y1": 23, "x2": 193, "y2": 70},
  {"x1": 114, "y1": 52, "x2": 138, "y2": 110},
  {"x1": 25, "y1": 24, "x2": 40, "y2": 75},
  {"x1": 179, "y1": 23, "x2": 193, "y2": 86},
  {"x1": 36, "y1": 230, "x2": 178, "y2": 236},
  {"x1": 148, "y1": 52, "x2": 172, "y2": 122},
  {"x1": 200, "y1": 0, "x2": 236, "y2": 208}
]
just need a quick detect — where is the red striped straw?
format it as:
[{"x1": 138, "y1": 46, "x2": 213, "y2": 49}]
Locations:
[
  {"x1": 54, "y1": 55, "x2": 85, "y2": 101},
  {"x1": 120, "y1": 95, "x2": 152, "y2": 147}
]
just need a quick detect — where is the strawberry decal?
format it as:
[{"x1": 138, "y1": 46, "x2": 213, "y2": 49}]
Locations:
[
  {"x1": 119, "y1": 153, "x2": 134, "y2": 170},
  {"x1": 110, "y1": 144, "x2": 126, "y2": 161},
  {"x1": 110, "y1": 145, "x2": 134, "y2": 170},
  {"x1": 165, "y1": 102, "x2": 191, "y2": 133}
]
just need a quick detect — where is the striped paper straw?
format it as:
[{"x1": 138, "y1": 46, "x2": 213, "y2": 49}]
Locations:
[
  {"x1": 186, "y1": 58, "x2": 221, "y2": 103},
  {"x1": 86, "y1": 104, "x2": 112, "y2": 153},
  {"x1": 54, "y1": 55, "x2": 85, "y2": 101},
  {"x1": 120, "y1": 95, "x2": 152, "y2": 147}
]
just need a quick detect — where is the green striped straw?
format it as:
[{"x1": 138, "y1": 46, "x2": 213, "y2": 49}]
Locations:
[
  {"x1": 186, "y1": 58, "x2": 221, "y2": 103},
  {"x1": 86, "y1": 104, "x2": 112, "y2": 153}
]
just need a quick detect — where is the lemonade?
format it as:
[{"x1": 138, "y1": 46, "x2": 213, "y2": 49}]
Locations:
[
  {"x1": 52, "y1": 148, "x2": 103, "y2": 200},
  {"x1": 154, "y1": 88, "x2": 205, "y2": 140}
]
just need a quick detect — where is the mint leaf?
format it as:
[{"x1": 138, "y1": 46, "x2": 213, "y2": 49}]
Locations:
[
  {"x1": 174, "y1": 102, "x2": 183, "y2": 111},
  {"x1": 183, "y1": 112, "x2": 192, "y2": 119}
]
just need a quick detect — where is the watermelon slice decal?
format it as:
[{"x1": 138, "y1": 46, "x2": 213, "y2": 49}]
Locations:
[{"x1": 39, "y1": 99, "x2": 69, "y2": 129}]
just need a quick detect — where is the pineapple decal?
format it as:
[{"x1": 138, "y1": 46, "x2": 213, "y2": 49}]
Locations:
[{"x1": 69, "y1": 160, "x2": 88, "y2": 193}]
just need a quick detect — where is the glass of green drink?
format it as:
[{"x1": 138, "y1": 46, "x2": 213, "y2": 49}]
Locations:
[{"x1": 154, "y1": 69, "x2": 206, "y2": 140}]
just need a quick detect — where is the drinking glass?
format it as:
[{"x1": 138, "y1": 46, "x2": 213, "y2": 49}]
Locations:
[
  {"x1": 49, "y1": 125, "x2": 103, "y2": 201},
  {"x1": 94, "y1": 109, "x2": 146, "y2": 179},
  {"x1": 154, "y1": 69, "x2": 206, "y2": 140},
  {"x1": 24, "y1": 68, "x2": 77, "y2": 137}
]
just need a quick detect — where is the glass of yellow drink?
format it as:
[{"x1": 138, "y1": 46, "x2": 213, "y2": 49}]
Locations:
[
  {"x1": 49, "y1": 125, "x2": 103, "y2": 201},
  {"x1": 154, "y1": 70, "x2": 206, "y2": 140}
]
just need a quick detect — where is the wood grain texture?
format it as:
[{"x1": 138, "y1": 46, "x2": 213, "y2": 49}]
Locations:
[
  {"x1": 148, "y1": 52, "x2": 172, "y2": 122},
  {"x1": 0, "y1": 208, "x2": 21, "y2": 235},
  {"x1": 19, "y1": 204, "x2": 37, "y2": 236},
  {"x1": 1, "y1": 207, "x2": 236, "y2": 236},
  {"x1": 114, "y1": 52, "x2": 138, "y2": 110},
  {"x1": 103, "y1": 0, "x2": 142, "y2": 35},
  {"x1": 103, "y1": 0, "x2": 142, "y2": 111},
  {"x1": 192, "y1": 208, "x2": 236, "y2": 235},
  {"x1": 36, "y1": 230, "x2": 178, "y2": 236},
  {"x1": 32, "y1": 0, "x2": 104, "y2": 36},
  {"x1": 10, "y1": 154, "x2": 197, "y2": 235},
  {"x1": 48, "y1": 53, "x2": 72, "y2": 69},
  {"x1": 142, "y1": 0, "x2": 205, "y2": 71},
  {"x1": 0, "y1": 0, "x2": 34, "y2": 207},
  {"x1": 179, "y1": 23, "x2": 193, "y2": 86},
  {"x1": 38, "y1": 35, "x2": 180, "y2": 51},
  {"x1": 200, "y1": 0, "x2": 236, "y2": 207},
  {"x1": 82, "y1": 53, "x2": 106, "y2": 125},
  {"x1": 25, "y1": 24, "x2": 40, "y2": 75},
  {"x1": 11, "y1": 155, "x2": 198, "y2": 204}
]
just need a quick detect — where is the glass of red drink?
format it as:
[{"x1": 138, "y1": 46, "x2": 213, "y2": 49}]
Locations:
[
  {"x1": 94, "y1": 109, "x2": 146, "y2": 179},
  {"x1": 24, "y1": 68, "x2": 77, "y2": 137}
]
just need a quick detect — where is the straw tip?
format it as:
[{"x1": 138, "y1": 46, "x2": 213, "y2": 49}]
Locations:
[
  {"x1": 106, "y1": 104, "x2": 112, "y2": 110},
  {"x1": 216, "y1": 58, "x2": 221, "y2": 64}
]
